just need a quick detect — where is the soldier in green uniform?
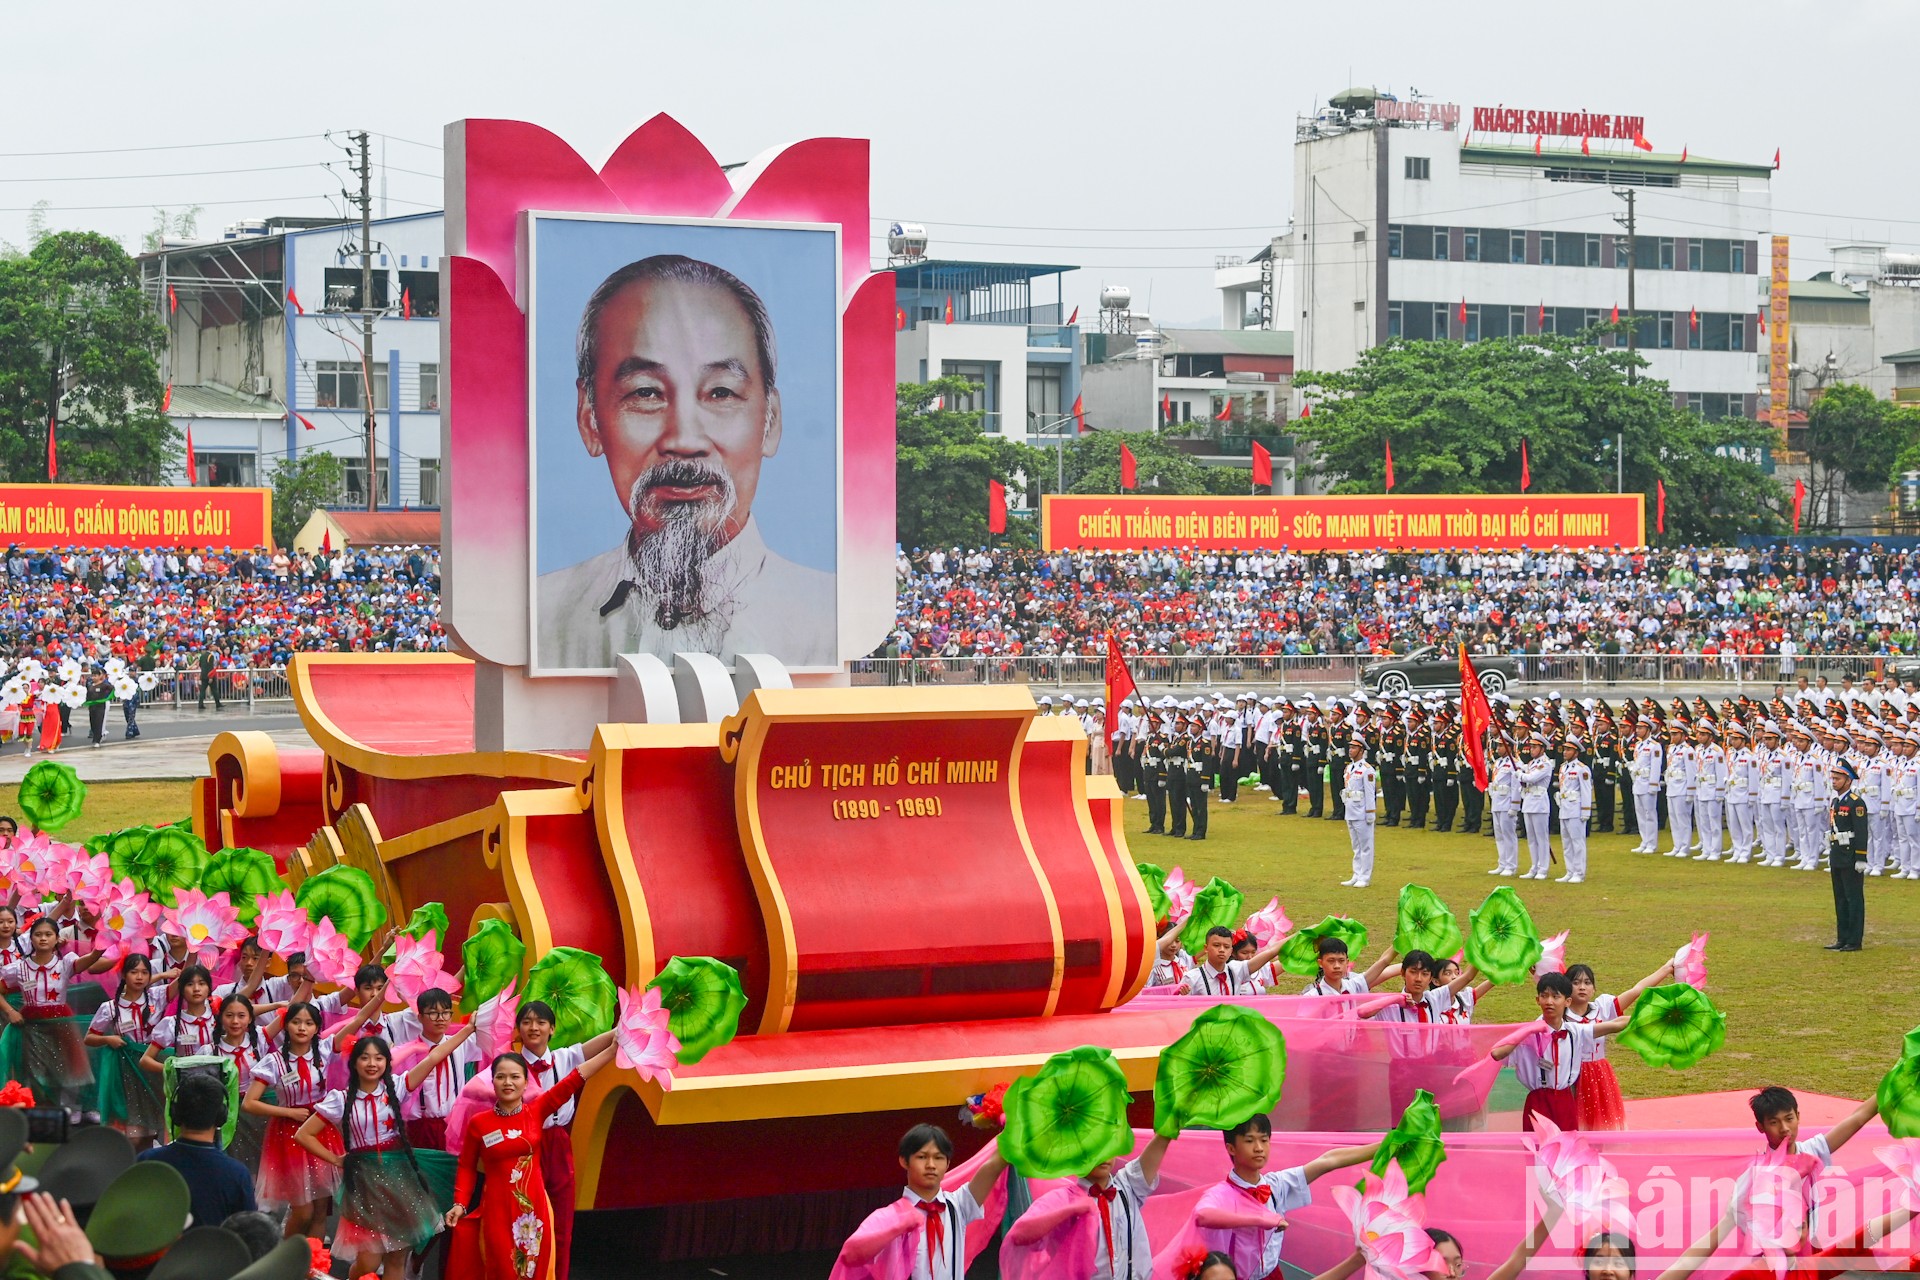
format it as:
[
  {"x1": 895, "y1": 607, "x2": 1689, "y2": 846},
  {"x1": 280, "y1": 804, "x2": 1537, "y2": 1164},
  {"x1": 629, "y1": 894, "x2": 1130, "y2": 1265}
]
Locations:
[
  {"x1": 1405, "y1": 719, "x2": 1433, "y2": 830},
  {"x1": 1141, "y1": 727, "x2": 1169, "y2": 835},
  {"x1": 1165, "y1": 719, "x2": 1191, "y2": 838},
  {"x1": 1379, "y1": 720, "x2": 1406, "y2": 827},
  {"x1": 1274, "y1": 704, "x2": 1299, "y2": 814},
  {"x1": 1432, "y1": 725, "x2": 1460, "y2": 832},
  {"x1": 1826, "y1": 757, "x2": 1868, "y2": 951},
  {"x1": 1301, "y1": 708, "x2": 1329, "y2": 818},
  {"x1": 1185, "y1": 717, "x2": 1217, "y2": 841},
  {"x1": 1591, "y1": 724, "x2": 1620, "y2": 833}
]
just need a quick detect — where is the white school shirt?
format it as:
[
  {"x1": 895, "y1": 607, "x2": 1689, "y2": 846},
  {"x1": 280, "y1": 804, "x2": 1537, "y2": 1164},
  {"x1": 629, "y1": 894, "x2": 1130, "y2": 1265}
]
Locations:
[
  {"x1": 521, "y1": 1045, "x2": 586, "y2": 1127},
  {"x1": 1302, "y1": 974, "x2": 1369, "y2": 996},
  {"x1": 1082, "y1": 1157, "x2": 1158, "y2": 1280},
  {"x1": 1731, "y1": 1133, "x2": 1835, "y2": 1202},
  {"x1": 1563, "y1": 994, "x2": 1620, "y2": 1061},
  {"x1": 151, "y1": 1007, "x2": 221, "y2": 1055},
  {"x1": 313, "y1": 993, "x2": 421, "y2": 1049},
  {"x1": 1507, "y1": 1023, "x2": 1597, "y2": 1090},
  {"x1": 1234, "y1": 961, "x2": 1281, "y2": 997},
  {"x1": 1440, "y1": 987, "x2": 1477, "y2": 1024},
  {"x1": 5, "y1": 955, "x2": 79, "y2": 1008},
  {"x1": 903, "y1": 1184, "x2": 984, "y2": 1280},
  {"x1": 87, "y1": 988, "x2": 168, "y2": 1040},
  {"x1": 254, "y1": 1047, "x2": 334, "y2": 1108},
  {"x1": 1371, "y1": 987, "x2": 1451, "y2": 1023},
  {"x1": 399, "y1": 1034, "x2": 484, "y2": 1120},
  {"x1": 314, "y1": 1083, "x2": 411, "y2": 1149},
  {"x1": 216, "y1": 975, "x2": 293, "y2": 1006},
  {"x1": 1229, "y1": 1166, "x2": 1313, "y2": 1280},
  {"x1": 1186, "y1": 960, "x2": 1254, "y2": 997},
  {"x1": 211, "y1": 1036, "x2": 265, "y2": 1090}
]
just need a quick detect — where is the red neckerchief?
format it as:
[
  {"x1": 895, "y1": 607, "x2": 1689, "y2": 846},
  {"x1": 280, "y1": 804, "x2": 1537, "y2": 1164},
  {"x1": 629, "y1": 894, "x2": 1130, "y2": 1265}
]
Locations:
[
  {"x1": 916, "y1": 1198, "x2": 947, "y2": 1273},
  {"x1": 1094, "y1": 1184, "x2": 1120, "y2": 1269}
]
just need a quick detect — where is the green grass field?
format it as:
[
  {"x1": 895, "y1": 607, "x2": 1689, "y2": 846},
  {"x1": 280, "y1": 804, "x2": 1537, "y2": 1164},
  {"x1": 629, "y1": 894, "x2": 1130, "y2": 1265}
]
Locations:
[
  {"x1": 13, "y1": 779, "x2": 1906, "y2": 1102},
  {"x1": 1120, "y1": 788, "x2": 1918, "y2": 1103}
]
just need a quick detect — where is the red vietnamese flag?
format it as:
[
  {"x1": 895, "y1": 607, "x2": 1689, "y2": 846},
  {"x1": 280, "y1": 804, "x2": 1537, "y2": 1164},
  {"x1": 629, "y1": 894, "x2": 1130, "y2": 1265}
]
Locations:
[
  {"x1": 1533, "y1": 135, "x2": 1543, "y2": 156},
  {"x1": 1519, "y1": 437, "x2": 1531, "y2": 491},
  {"x1": 286, "y1": 288, "x2": 303, "y2": 315},
  {"x1": 1758, "y1": 307, "x2": 1767, "y2": 336},
  {"x1": 1611, "y1": 303, "x2": 1620, "y2": 325},
  {"x1": 1458, "y1": 645, "x2": 1495, "y2": 790},
  {"x1": 1066, "y1": 305, "x2": 1079, "y2": 326},
  {"x1": 1299, "y1": 401, "x2": 1311, "y2": 420},
  {"x1": 895, "y1": 306, "x2": 906, "y2": 331},
  {"x1": 1458, "y1": 297, "x2": 1468, "y2": 325},
  {"x1": 162, "y1": 384, "x2": 172, "y2": 412},
  {"x1": 321, "y1": 527, "x2": 332, "y2": 554},
  {"x1": 1463, "y1": 131, "x2": 1471, "y2": 148},
  {"x1": 1384, "y1": 438, "x2": 1395, "y2": 492},
  {"x1": 1679, "y1": 145, "x2": 1689, "y2": 163},
  {"x1": 402, "y1": 287, "x2": 412, "y2": 320},
  {"x1": 943, "y1": 294, "x2": 954, "y2": 324},
  {"x1": 185, "y1": 424, "x2": 197, "y2": 485},
  {"x1": 1690, "y1": 307, "x2": 1699, "y2": 330},
  {"x1": 1537, "y1": 301, "x2": 1546, "y2": 329},
  {"x1": 45, "y1": 414, "x2": 56, "y2": 481},
  {"x1": 1160, "y1": 391, "x2": 1171, "y2": 424},
  {"x1": 296, "y1": 412, "x2": 317, "y2": 432},
  {"x1": 1581, "y1": 136, "x2": 1591, "y2": 156},
  {"x1": 988, "y1": 478, "x2": 1007, "y2": 534},
  {"x1": 1103, "y1": 631, "x2": 1137, "y2": 749},
  {"x1": 1072, "y1": 393, "x2": 1087, "y2": 434},
  {"x1": 1214, "y1": 399, "x2": 1233, "y2": 422},
  {"x1": 1251, "y1": 440, "x2": 1273, "y2": 487},
  {"x1": 1632, "y1": 131, "x2": 1653, "y2": 152},
  {"x1": 167, "y1": 283, "x2": 178, "y2": 314},
  {"x1": 1792, "y1": 478, "x2": 1806, "y2": 533},
  {"x1": 1774, "y1": 148, "x2": 1781, "y2": 170},
  {"x1": 1119, "y1": 441, "x2": 1138, "y2": 491},
  {"x1": 1656, "y1": 480, "x2": 1667, "y2": 534}
]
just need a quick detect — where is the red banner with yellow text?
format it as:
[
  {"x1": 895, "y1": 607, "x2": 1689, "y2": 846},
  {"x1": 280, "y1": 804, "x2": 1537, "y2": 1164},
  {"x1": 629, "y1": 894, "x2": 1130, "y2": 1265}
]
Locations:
[
  {"x1": 1041, "y1": 493, "x2": 1644, "y2": 552},
  {"x1": 0, "y1": 484, "x2": 272, "y2": 550}
]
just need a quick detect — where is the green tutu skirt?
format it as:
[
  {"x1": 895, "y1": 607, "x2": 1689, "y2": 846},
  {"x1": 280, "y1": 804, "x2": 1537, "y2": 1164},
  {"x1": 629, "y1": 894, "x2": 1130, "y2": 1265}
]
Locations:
[
  {"x1": 337, "y1": 1148, "x2": 442, "y2": 1257},
  {"x1": 95, "y1": 1042, "x2": 164, "y2": 1143}
]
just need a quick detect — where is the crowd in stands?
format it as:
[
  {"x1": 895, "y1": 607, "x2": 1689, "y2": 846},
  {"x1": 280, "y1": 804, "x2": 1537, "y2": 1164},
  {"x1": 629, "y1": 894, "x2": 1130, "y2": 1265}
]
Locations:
[{"x1": 889, "y1": 543, "x2": 1920, "y2": 662}]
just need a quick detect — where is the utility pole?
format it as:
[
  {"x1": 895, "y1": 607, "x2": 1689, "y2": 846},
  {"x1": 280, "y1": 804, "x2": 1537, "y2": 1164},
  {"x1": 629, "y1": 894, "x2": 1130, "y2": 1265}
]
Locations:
[
  {"x1": 1612, "y1": 187, "x2": 1637, "y2": 383},
  {"x1": 352, "y1": 131, "x2": 377, "y2": 512}
]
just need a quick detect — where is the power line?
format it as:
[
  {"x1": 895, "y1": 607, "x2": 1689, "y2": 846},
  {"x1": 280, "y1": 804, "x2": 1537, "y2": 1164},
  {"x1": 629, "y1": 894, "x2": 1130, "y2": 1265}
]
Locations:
[
  {"x1": 0, "y1": 163, "x2": 327, "y2": 184},
  {"x1": 0, "y1": 193, "x2": 342, "y2": 213},
  {"x1": 373, "y1": 133, "x2": 443, "y2": 153},
  {"x1": 0, "y1": 134, "x2": 324, "y2": 158}
]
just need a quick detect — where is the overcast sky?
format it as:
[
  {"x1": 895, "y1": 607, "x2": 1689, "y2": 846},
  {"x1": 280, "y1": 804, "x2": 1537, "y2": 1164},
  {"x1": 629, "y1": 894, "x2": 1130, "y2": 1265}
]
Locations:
[{"x1": 6, "y1": 0, "x2": 1912, "y2": 326}]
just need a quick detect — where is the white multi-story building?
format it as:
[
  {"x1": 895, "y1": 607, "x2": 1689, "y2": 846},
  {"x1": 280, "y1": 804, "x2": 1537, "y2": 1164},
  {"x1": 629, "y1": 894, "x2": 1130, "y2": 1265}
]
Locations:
[
  {"x1": 1290, "y1": 91, "x2": 1773, "y2": 478},
  {"x1": 144, "y1": 211, "x2": 445, "y2": 508}
]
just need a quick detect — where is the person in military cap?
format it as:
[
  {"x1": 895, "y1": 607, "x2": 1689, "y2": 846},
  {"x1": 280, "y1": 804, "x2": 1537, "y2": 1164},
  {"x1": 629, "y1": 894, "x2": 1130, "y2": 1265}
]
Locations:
[
  {"x1": 87, "y1": 1159, "x2": 192, "y2": 1276},
  {"x1": 1378, "y1": 718, "x2": 1406, "y2": 827},
  {"x1": 1140, "y1": 720, "x2": 1170, "y2": 836},
  {"x1": 1431, "y1": 723, "x2": 1460, "y2": 833},
  {"x1": 1275, "y1": 702, "x2": 1303, "y2": 814},
  {"x1": 1405, "y1": 718, "x2": 1434, "y2": 830},
  {"x1": 144, "y1": 1225, "x2": 255, "y2": 1280},
  {"x1": 35, "y1": 1126, "x2": 135, "y2": 1226},
  {"x1": 1826, "y1": 756, "x2": 1869, "y2": 951},
  {"x1": 0, "y1": 1107, "x2": 115, "y2": 1280},
  {"x1": 1165, "y1": 713, "x2": 1191, "y2": 838},
  {"x1": 1183, "y1": 712, "x2": 1217, "y2": 841},
  {"x1": 1591, "y1": 722, "x2": 1620, "y2": 834},
  {"x1": 230, "y1": 1237, "x2": 316, "y2": 1280}
]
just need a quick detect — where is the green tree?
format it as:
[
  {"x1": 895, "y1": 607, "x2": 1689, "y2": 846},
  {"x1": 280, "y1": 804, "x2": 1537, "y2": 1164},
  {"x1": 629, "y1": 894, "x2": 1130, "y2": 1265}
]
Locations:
[
  {"x1": 895, "y1": 377, "x2": 1048, "y2": 548},
  {"x1": 269, "y1": 451, "x2": 346, "y2": 549},
  {"x1": 1058, "y1": 427, "x2": 1263, "y2": 495},
  {"x1": 140, "y1": 206, "x2": 203, "y2": 254},
  {"x1": 1292, "y1": 331, "x2": 1784, "y2": 541},
  {"x1": 0, "y1": 230, "x2": 174, "y2": 483},
  {"x1": 1801, "y1": 383, "x2": 1920, "y2": 529}
]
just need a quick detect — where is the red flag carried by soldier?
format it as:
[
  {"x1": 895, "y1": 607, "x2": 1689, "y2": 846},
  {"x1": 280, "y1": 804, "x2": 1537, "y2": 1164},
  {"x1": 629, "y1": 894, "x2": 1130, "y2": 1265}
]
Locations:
[
  {"x1": 1459, "y1": 645, "x2": 1495, "y2": 791},
  {"x1": 1104, "y1": 632, "x2": 1137, "y2": 748}
]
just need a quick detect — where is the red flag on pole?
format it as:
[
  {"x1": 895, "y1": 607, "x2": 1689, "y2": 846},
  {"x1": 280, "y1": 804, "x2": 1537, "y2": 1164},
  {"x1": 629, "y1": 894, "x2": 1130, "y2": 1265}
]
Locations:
[
  {"x1": 1103, "y1": 631, "x2": 1137, "y2": 749},
  {"x1": 1792, "y1": 478, "x2": 1806, "y2": 533},
  {"x1": 1072, "y1": 393, "x2": 1087, "y2": 434},
  {"x1": 943, "y1": 294, "x2": 954, "y2": 324},
  {"x1": 185, "y1": 424, "x2": 197, "y2": 485},
  {"x1": 1299, "y1": 401, "x2": 1311, "y2": 420},
  {"x1": 321, "y1": 527, "x2": 332, "y2": 554},
  {"x1": 296, "y1": 412, "x2": 317, "y2": 432},
  {"x1": 1690, "y1": 307, "x2": 1699, "y2": 330},
  {"x1": 1251, "y1": 440, "x2": 1273, "y2": 488},
  {"x1": 1066, "y1": 305, "x2": 1079, "y2": 326},
  {"x1": 1458, "y1": 298, "x2": 1468, "y2": 325},
  {"x1": 1758, "y1": 307, "x2": 1767, "y2": 336},
  {"x1": 987, "y1": 479, "x2": 1007, "y2": 534},
  {"x1": 1160, "y1": 391, "x2": 1171, "y2": 424},
  {"x1": 1656, "y1": 480, "x2": 1667, "y2": 534},
  {"x1": 162, "y1": 384, "x2": 172, "y2": 412},
  {"x1": 1632, "y1": 131, "x2": 1653, "y2": 152},
  {"x1": 1384, "y1": 438, "x2": 1395, "y2": 492},
  {"x1": 1679, "y1": 145, "x2": 1689, "y2": 163},
  {"x1": 895, "y1": 306, "x2": 906, "y2": 331},
  {"x1": 1119, "y1": 441, "x2": 1138, "y2": 491},
  {"x1": 1611, "y1": 303, "x2": 1620, "y2": 325},
  {"x1": 1519, "y1": 437, "x2": 1532, "y2": 491},
  {"x1": 1537, "y1": 301, "x2": 1546, "y2": 328},
  {"x1": 286, "y1": 288, "x2": 303, "y2": 315},
  {"x1": 402, "y1": 287, "x2": 412, "y2": 320},
  {"x1": 1463, "y1": 131, "x2": 1472, "y2": 148},
  {"x1": 1458, "y1": 645, "x2": 1495, "y2": 791},
  {"x1": 1214, "y1": 399, "x2": 1233, "y2": 423},
  {"x1": 45, "y1": 414, "x2": 56, "y2": 481},
  {"x1": 1581, "y1": 136, "x2": 1591, "y2": 156},
  {"x1": 1773, "y1": 148, "x2": 1781, "y2": 170},
  {"x1": 1533, "y1": 135, "x2": 1542, "y2": 156},
  {"x1": 167, "y1": 284, "x2": 178, "y2": 314}
]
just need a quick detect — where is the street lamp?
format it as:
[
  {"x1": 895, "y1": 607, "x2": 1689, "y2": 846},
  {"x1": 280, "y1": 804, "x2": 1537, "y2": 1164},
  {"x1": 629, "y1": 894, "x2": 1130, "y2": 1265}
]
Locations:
[{"x1": 1029, "y1": 412, "x2": 1082, "y2": 493}]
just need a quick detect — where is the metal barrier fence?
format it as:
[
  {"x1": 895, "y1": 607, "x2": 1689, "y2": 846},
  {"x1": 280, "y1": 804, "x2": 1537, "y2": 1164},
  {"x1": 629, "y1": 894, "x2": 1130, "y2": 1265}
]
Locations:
[
  {"x1": 132, "y1": 667, "x2": 296, "y2": 712},
  {"x1": 848, "y1": 652, "x2": 1914, "y2": 692}
]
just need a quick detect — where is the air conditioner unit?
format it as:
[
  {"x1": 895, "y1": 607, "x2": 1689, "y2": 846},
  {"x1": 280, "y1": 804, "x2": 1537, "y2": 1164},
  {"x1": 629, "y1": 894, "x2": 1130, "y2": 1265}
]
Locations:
[{"x1": 251, "y1": 376, "x2": 272, "y2": 397}]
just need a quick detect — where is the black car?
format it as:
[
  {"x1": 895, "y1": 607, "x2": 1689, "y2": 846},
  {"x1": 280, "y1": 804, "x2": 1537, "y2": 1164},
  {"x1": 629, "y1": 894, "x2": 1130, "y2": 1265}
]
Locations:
[{"x1": 1361, "y1": 645, "x2": 1515, "y2": 696}]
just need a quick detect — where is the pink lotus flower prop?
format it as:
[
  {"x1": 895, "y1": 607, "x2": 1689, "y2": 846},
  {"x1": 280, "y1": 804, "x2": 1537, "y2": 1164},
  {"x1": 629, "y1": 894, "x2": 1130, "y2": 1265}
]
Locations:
[
  {"x1": 1534, "y1": 930, "x2": 1570, "y2": 977},
  {"x1": 388, "y1": 930, "x2": 462, "y2": 1006},
  {"x1": 1524, "y1": 1115, "x2": 1633, "y2": 1238},
  {"x1": 95, "y1": 886, "x2": 162, "y2": 964},
  {"x1": 1163, "y1": 867, "x2": 1198, "y2": 923},
  {"x1": 1244, "y1": 897, "x2": 1294, "y2": 947},
  {"x1": 1737, "y1": 1144, "x2": 1822, "y2": 1277},
  {"x1": 161, "y1": 888, "x2": 248, "y2": 964},
  {"x1": 73, "y1": 852, "x2": 120, "y2": 915},
  {"x1": 1876, "y1": 1139, "x2": 1920, "y2": 1209},
  {"x1": 1672, "y1": 932, "x2": 1710, "y2": 989},
  {"x1": 614, "y1": 986, "x2": 681, "y2": 1091},
  {"x1": 305, "y1": 917, "x2": 362, "y2": 988},
  {"x1": 255, "y1": 889, "x2": 313, "y2": 958},
  {"x1": 1331, "y1": 1161, "x2": 1445, "y2": 1280},
  {"x1": 8, "y1": 834, "x2": 57, "y2": 899},
  {"x1": 475, "y1": 980, "x2": 520, "y2": 1060}
]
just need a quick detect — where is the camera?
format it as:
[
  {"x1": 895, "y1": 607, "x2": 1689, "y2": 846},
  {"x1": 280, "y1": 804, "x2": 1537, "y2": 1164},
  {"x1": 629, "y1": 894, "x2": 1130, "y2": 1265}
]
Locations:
[{"x1": 21, "y1": 1107, "x2": 68, "y2": 1145}]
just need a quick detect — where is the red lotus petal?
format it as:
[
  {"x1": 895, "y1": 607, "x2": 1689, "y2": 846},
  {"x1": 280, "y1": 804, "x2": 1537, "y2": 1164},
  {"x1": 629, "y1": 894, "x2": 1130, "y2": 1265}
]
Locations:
[
  {"x1": 451, "y1": 119, "x2": 626, "y2": 299},
  {"x1": 728, "y1": 138, "x2": 871, "y2": 297},
  {"x1": 443, "y1": 255, "x2": 530, "y2": 666},
  {"x1": 841, "y1": 272, "x2": 897, "y2": 655},
  {"x1": 597, "y1": 114, "x2": 734, "y2": 218}
]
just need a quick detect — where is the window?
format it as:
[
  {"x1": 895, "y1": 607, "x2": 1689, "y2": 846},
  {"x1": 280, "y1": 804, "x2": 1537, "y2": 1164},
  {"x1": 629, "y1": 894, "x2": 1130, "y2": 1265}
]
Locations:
[
  {"x1": 1688, "y1": 311, "x2": 1702, "y2": 349},
  {"x1": 1432, "y1": 303, "x2": 1453, "y2": 337},
  {"x1": 313, "y1": 360, "x2": 387, "y2": 412},
  {"x1": 1404, "y1": 225, "x2": 1433, "y2": 260},
  {"x1": 1463, "y1": 306, "x2": 1480, "y2": 342},
  {"x1": 1026, "y1": 365, "x2": 1063, "y2": 423},
  {"x1": 341, "y1": 459, "x2": 392, "y2": 506},
  {"x1": 1659, "y1": 239, "x2": 1675, "y2": 270},
  {"x1": 1658, "y1": 314, "x2": 1675, "y2": 349},
  {"x1": 417, "y1": 364, "x2": 440, "y2": 412},
  {"x1": 1730, "y1": 315, "x2": 1747, "y2": 350},
  {"x1": 1539, "y1": 235, "x2": 1556, "y2": 266},
  {"x1": 1615, "y1": 239, "x2": 1631, "y2": 269},
  {"x1": 940, "y1": 360, "x2": 998, "y2": 431},
  {"x1": 1432, "y1": 227, "x2": 1449, "y2": 261},
  {"x1": 1731, "y1": 242, "x2": 1747, "y2": 273},
  {"x1": 1387, "y1": 302, "x2": 1403, "y2": 338},
  {"x1": 1353, "y1": 228, "x2": 1367, "y2": 243},
  {"x1": 1703, "y1": 239, "x2": 1731, "y2": 272},
  {"x1": 1463, "y1": 230, "x2": 1479, "y2": 262},
  {"x1": 1686, "y1": 392, "x2": 1704, "y2": 415},
  {"x1": 1584, "y1": 234, "x2": 1602, "y2": 267},
  {"x1": 193, "y1": 451, "x2": 256, "y2": 487},
  {"x1": 1509, "y1": 306, "x2": 1529, "y2": 336},
  {"x1": 1388, "y1": 226, "x2": 1403, "y2": 258},
  {"x1": 1510, "y1": 232, "x2": 1527, "y2": 264},
  {"x1": 417, "y1": 459, "x2": 440, "y2": 507},
  {"x1": 1405, "y1": 156, "x2": 1431, "y2": 180},
  {"x1": 396, "y1": 269, "x2": 439, "y2": 318},
  {"x1": 321, "y1": 266, "x2": 390, "y2": 313},
  {"x1": 1687, "y1": 241, "x2": 1703, "y2": 271}
]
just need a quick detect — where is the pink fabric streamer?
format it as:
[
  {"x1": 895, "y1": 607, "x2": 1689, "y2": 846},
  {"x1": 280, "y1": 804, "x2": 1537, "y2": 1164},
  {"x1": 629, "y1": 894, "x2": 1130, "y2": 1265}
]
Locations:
[
  {"x1": 830, "y1": 1143, "x2": 1010, "y2": 1280},
  {"x1": 999, "y1": 1180, "x2": 1097, "y2": 1280}
]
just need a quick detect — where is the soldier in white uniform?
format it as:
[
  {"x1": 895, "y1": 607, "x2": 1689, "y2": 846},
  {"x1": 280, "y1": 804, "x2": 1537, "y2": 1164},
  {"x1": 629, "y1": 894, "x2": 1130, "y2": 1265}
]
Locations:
[
  {"x1": 1857, "y1": 729, "x2": 1893, "y2": 876},
  {"x1": 1691, "y1": 721, "x2": 1728, "y2": 861},
  {"x1": 1518, "y1": 734, "x2": 1556, "y2": 880},
  {"x1": 1790, "y1": 725, "x2": 1827, "y2": 871},
  {"x1": 1725, "y1": 722, "x2": 1759, "y2": 864},
  {"x1": 1488, "y1": 738, "x2": 1522, "y2": 878},
  {"x1": 1341, "y1": 737, "x2": 1378, "y2": 889},
  {"x1": 1555, "y1": 735, "x2": 1593, "y2": 884},
  {"x1": 1760, "y1": 721, "x2": 1792, "y2": 867},
  {"x1": 1663, "y1": 722, "x2": 1697, "y2": 858},
  {"x1": 1891, "y1": 729, "x2": 1920, "y2": 879},
  {"x1": 1628, "y1": 720, "x2": 1664, "y2": 853}
]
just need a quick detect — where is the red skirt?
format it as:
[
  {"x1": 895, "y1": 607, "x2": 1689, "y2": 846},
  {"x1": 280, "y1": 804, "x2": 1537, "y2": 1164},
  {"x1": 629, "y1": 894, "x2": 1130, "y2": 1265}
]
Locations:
[
  {"x1": 1522, "y1": 1086, "x2": 1580, "y2": 1133},
  {"x1": 257, "y1": 1115, "x2": 344, "y2": 1210},
  {"x1": 1576, "y1": 1058, "x2": 1627, "y2": 1131}
]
